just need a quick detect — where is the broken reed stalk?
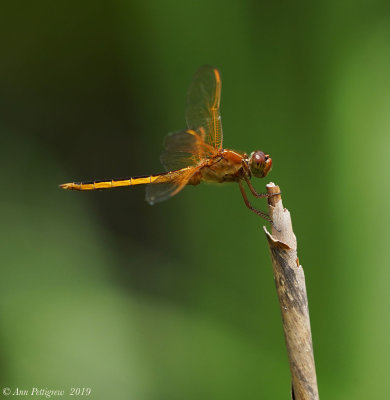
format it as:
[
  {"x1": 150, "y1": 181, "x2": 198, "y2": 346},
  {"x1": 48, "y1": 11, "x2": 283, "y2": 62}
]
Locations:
[{"x1": 263, "y1": 183, "x2": 319, "y2": 400}]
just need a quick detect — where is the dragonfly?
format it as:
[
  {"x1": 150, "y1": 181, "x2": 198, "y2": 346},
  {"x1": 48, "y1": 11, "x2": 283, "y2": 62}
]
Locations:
[{"x1": 60, "y1": 65, "x2": 277, "y2": 225}]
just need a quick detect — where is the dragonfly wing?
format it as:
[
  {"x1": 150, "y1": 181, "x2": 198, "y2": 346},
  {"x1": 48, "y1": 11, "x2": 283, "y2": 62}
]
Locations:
[
  {"x1": 185, "y1": 65, "x2": 223, "y2": 149},
  {"x1": 160, "y1": 129, "x2": 216, "y2": 171},
  {"x1": 145, "y1": 167, "x2": 201, "y2": 205}
]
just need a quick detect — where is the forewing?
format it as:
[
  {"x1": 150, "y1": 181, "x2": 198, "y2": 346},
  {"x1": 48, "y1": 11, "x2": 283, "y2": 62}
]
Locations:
[
  {"x1": 185, "y1": 65, "x2": 223, "y2": 149},
  {"x1": 145, "y1": 167, "x2": 200, "y2": 205},
  {"x1": 160, "y1": 129, "x2": 216, "y2": 171}
]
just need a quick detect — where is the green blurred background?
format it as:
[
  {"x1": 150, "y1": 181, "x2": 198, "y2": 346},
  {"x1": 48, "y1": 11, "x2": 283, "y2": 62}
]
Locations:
[{"x1": 1, "y1": 1, "x2": 389, "y2": 399}]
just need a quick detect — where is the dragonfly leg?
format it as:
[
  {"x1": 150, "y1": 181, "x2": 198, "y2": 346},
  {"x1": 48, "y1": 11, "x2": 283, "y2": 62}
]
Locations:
[
  {"x1": 238, "y1": 181, "x2": 280, "y2": 231},
  {"x1": 244, "y1": 176, "x2": 281, "y2": 199},
  {"x1": 240, "y1": 160, "x2": 281, "y2": 198}
]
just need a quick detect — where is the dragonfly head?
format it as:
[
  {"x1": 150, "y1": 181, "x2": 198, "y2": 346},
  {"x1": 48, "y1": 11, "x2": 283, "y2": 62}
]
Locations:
[{"x1": 248, "y1": 151, "x2": 272, "y2": 178}]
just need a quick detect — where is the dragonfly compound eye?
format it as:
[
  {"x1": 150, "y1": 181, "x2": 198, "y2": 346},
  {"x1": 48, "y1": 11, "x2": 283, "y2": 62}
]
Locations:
[
  {"x1": 249, "y1": 150, "x2": 272, "y2": 178},
  {"x1": 253, "y1": 151, "x2": 265, "y2": 165}
]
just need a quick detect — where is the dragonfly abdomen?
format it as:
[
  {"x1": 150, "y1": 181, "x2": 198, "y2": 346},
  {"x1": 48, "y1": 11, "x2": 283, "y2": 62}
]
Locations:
[{"x1": 60, "y1": 174, "x2": 165, "y2": 191}]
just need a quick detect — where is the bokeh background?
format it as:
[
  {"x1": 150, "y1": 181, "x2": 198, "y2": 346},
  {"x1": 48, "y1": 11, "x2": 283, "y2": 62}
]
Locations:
[{"x1": 1, "y1": 1, "x2": 390, "y2": 399}]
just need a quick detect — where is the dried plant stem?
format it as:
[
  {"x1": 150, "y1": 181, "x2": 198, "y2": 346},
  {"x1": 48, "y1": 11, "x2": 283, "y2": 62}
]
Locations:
[{"x1": 263, "y1": 183, "x2": 319, "y2": 400}]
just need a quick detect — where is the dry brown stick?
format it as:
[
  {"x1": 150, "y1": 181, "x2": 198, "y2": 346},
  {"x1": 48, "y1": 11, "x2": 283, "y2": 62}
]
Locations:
[{"x1": 263, "y1": 182, "x2": 319, "y2": 400}]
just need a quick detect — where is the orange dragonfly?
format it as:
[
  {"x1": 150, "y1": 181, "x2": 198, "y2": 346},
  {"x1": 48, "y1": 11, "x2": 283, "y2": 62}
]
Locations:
[{"x1": 60, "y1": 66, "x2": 276, "y2": 225}]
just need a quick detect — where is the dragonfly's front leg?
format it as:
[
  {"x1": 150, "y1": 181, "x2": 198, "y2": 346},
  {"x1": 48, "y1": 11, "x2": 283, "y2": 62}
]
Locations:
[
  {"x1": 240, "y1": 160, "x2": 281, "y2": 198},
  {"x1": 243, "y1": 176, "x2": 280, "y2": 199},
  {"x1": 238, "y1": 180, "x2": 280, "y2": 230}
]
